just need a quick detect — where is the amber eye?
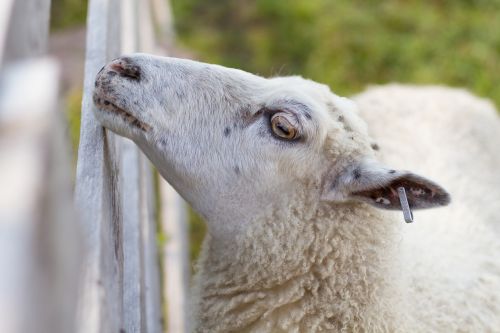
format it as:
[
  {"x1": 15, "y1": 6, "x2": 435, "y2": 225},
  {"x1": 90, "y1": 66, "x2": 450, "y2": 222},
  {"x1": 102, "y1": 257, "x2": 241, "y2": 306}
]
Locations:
[{"x1": 270, "y1": 113, "x2": 298, "y2": 140}]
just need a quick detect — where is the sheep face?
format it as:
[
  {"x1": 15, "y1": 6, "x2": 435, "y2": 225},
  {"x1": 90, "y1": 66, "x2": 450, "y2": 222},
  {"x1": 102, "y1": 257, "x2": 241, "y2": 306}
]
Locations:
[{"x1": 93, "y1": 54, "x2": 449, "y2": 238}]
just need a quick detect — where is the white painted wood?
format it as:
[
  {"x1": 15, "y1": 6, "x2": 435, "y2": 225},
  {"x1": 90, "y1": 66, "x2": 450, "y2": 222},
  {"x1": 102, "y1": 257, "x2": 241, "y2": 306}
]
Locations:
[
  {"x1": 76, "y1": 0, "x2": 184, "y2": 332},
  {"x1": 119, "y1": 1, "x2": 145, "y2": 332},
  {"x1": 0, "y1": 58, "x2": 80, "y2": 333},
  {"x1": 140, "y1": 156, "x2": 163, "y2": 333},
  {"x1": 138, "y1": 0, "x2": 156, "y2": 53},
  {"x1": 151, "y1": 2, "x2": 191, "y2": 331},
  {"x1": 151, "y1": 0, "x2": 175, "y2": 49},
  {"x1": 74, "y1": 0, "x2": 124, "y2": 332},
  {"x1": 141, "y1": 1, "x2": 192, "y2": 332},
  {"x1": 1, "y1": 0, "x2": 51, "y2": 66},
  {"x1": 0, "y1": 59, "x2": 57, "y2": 333},
  {"x1": 1, "y1": 0, "x2": 177, "y2": 333},
  {"x1": 121, "y1": 0, "x2": 139, "y2": 54},
  {"x1": 1, "y1": 2, "x2": 81, "y2": 333},
  {"x1": 121, "y1": 138, "x2": 143, "y2": 333},
  {"x1": 161, "y1": 179, "x2": 190, "y2": 333},
  {"x1": 134, "y1": 3, "x2": 164, "y2": 333},
  {"x1": 0, "y1": 0, "x2": 14, "y2": 65}
]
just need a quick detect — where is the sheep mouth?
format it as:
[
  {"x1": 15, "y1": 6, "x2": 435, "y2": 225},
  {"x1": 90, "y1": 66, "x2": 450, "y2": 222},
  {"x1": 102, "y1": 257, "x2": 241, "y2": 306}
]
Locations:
[{"x1": 96, "y1": 98, "x2": 151, "y2": 132}]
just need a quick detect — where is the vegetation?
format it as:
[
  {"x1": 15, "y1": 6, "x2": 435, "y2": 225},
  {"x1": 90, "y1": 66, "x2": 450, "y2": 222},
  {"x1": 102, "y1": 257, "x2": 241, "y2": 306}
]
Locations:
[
  {"x1": 65, "y1": 88, "x2": 82, "y2": 160},
  {"x1": 172, "y1": 0, "x2": 500, "y2": 105},
  {"x1": 50, "y1": 0, "x2": 88, "y2": 30}
]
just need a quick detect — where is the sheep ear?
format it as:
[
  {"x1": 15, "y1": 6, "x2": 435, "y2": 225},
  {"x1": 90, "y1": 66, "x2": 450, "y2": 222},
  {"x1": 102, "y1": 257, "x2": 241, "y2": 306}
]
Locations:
[{"x1": 322, "y1": 160, "x2": 451, "y2": 210}]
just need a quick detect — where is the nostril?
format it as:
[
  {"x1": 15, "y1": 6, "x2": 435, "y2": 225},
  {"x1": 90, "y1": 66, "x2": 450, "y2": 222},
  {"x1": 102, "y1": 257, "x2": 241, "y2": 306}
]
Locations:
[
  {"x1": 110, "y1": 62, "x2": 127, "y2": 73},
  {"x1": 109, "y1": 58, "x2": 141, "y2": 81}
]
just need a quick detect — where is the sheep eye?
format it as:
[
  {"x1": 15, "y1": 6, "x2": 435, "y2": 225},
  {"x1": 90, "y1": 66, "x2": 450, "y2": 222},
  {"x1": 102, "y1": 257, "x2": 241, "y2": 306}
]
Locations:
[{"x1": 270, "y1": 113, "x2": 298, "y2": 140}]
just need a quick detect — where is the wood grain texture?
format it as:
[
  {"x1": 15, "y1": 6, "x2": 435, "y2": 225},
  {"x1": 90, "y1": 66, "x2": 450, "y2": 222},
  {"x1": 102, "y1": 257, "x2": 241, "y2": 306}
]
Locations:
[
  {"x1": 161, "y1": 180, "x2": 190, "y2": 333},
  {"x1": 141, "y1": 156, "x2": 163, "y2": 333},
  {"x1": 74, "y1": 1, "x2": 124, "y2": 332},
  {"x1": 75, "y1": 0, "x2": 166, "y2": 332}
]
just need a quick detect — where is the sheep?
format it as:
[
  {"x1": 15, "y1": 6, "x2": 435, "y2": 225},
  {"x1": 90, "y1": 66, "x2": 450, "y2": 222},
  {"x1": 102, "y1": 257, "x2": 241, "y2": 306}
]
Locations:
[{"x1": 92, "y1": 54, "x2": 500, "y2": 332}]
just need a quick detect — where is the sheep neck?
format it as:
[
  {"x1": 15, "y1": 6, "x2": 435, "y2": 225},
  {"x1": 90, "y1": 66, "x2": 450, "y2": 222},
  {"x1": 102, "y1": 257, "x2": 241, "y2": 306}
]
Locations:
[{"x1": 192, "y1": 200, "x2": 402, "y2": 332}]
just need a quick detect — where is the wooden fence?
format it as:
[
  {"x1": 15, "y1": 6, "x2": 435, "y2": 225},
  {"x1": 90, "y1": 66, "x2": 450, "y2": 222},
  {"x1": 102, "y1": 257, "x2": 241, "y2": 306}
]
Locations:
[{"x1": 0, "y1": 0, "x2": 189, "y2": 332}]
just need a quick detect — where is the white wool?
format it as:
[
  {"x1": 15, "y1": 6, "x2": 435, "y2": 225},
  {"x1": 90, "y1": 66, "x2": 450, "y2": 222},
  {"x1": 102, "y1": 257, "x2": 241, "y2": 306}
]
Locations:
[
  {"x1": 354, "y1": 85, "x2": 500, "y2": 331},
  {"x1": 92, "y1": 55, "x2": 500, "y2": 332}
]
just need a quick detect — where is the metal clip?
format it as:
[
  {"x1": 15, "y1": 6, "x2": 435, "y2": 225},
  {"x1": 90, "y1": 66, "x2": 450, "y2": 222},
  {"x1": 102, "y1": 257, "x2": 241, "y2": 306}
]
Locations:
[{"x1": 397, "y1": 187, "x2": 414, "y2": 223}]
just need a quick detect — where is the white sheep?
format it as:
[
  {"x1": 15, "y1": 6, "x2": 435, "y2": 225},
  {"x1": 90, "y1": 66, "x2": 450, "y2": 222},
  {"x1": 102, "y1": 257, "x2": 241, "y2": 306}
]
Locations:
[{"x1": 92, "y1": 54, "x2": 500, "y2": 332}]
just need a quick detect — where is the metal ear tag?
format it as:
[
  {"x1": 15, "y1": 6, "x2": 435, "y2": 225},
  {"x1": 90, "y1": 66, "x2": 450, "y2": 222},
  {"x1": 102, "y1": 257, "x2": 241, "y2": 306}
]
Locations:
[{"x1": 397, "y1": 187, "x2": 414, "y2": 223}]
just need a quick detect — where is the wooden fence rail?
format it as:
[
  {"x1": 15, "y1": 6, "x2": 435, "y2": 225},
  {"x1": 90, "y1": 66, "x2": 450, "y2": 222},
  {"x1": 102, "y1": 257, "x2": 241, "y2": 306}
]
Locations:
[
  {"x1": 0, "y1": 3, "x2": 80, "y2": 333},
  {"x1": 0, "y1": 0, "x2": 189, "y2": 332}
]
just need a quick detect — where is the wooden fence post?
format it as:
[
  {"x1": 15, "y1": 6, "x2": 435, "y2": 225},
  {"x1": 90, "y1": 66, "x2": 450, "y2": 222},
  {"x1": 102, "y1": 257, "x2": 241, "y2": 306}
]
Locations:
[
  {"x1": 119, "y1": 1, "x2": 143, "y2": 331},
  {"x1": 74, "y1": 0, "x2": 124, "y2": 332},
  {"x1": 0, "y1": 58, "x2": 80, "y2": 333},
  {"x1": 75, "y1": 0, "x2": 164, "y2": 332},
  {"x1": 120, "y1": 0, "x2": 163, "y2": 331},
  {"x1": 161, "y1": 180, "x2": 190, "y2": 333},
  {"x1": 151, "y1": 0, "x2": 175, "y2": 49},
  {"x1": 141, "y1": 158, "x2": 163, "y2": 333},
  {"x1": 0, "y1": 1, "x2": 81, "y2": 333},
  {"x1": 0, "y1": 0, "x2": 14, "y2": 64},
  {"x1": 1, "y1": 0, "x2": 51, "y2": 66},
  {"x1": 137, "y1": 2, "x2": 163, "y2": 332},
  {"x1": 150, "y1": 1, "x2": 191, "y2": 332},
  {"x1": 2, "y1": 0, "x2": 189, "y2": 332}
]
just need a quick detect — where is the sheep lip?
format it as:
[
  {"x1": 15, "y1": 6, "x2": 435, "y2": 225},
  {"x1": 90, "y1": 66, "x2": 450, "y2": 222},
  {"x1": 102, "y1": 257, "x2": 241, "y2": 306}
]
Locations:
[{"x1": 99, "y1": 100, "x2": 152, "y2": 132}]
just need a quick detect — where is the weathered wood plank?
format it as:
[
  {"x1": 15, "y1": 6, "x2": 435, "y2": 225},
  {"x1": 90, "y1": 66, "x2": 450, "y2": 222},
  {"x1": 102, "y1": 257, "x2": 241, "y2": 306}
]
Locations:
[
  {"x1": 152, "y1": 2, "x2": 191, "y2": 330},
  {"x1": 119, "y1": 1, "x2": 145, "y2": 332},
  {"x1": 76, "y1": 0, "x2": 180, "y2": 332},
  {"x1": 121, "y1": 0, "x2": 139, "y2": 54},
  {"x1": 0, "y1": 59, "x2": 56, "y2": 333},
  {"x1": 74, "y1": 0, "x2": 124, "y2": 332},
  {"x1": 135, "y1": 2, "x2": 164, "y2": 333},
  {"x1": 1, "y1": 2, "x2": 81, "y2": 333},
  {"x1": 0, "y1": 0, "x2": 14, "y2": 64},
  {"x1": 2, "y1": 0, "x2": 172, "y2": 332},
  {"x1": 1, "y1": 0, "x2": 51, "y2": 66},
  {"x1": 121, "y1": 138, "x2": 143, "y2": 333},
  {"x1": 140, "y1": 157, "x2": 163, "y2": 333},
  {"x1": 0, "y1": 59, "x2": 80, "y2": 333},
  {"x1": 138, "y1": 0, "x2": 156, "y2": 53},
  {"x1": 151, "y1": 0, "x2": 175, "y2": 49},
  {"x1": 161, "y1": 180, "x2": 190, "y2": 333}
]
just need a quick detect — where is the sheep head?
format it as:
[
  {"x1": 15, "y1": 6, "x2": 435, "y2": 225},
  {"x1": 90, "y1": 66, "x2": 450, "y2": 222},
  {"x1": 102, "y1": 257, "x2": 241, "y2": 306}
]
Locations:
[{"x1": 93, "y1": 54, "x2": 450, "y2": 238}]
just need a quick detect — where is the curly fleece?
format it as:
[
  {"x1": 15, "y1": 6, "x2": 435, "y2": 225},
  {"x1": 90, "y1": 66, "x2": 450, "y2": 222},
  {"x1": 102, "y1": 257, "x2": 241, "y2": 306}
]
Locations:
[{"x1": 191, "y1": 85, "x2": 500, "y2": 333}]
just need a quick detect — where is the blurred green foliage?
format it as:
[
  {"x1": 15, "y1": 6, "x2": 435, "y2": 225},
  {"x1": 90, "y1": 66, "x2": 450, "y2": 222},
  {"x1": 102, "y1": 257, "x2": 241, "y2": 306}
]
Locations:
[
  {"x1": 50, "y1": 0, "x2": 88, "y2": 30},
  {"x1": 172, "y1": 0, "x2": 500, "y2": 106},
  {"x1": 65, "y1": 88, "x2": 82, "y2": 157},
  {"x1": 188, "y1": 207, "x2": 206, "y2": 265}
]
